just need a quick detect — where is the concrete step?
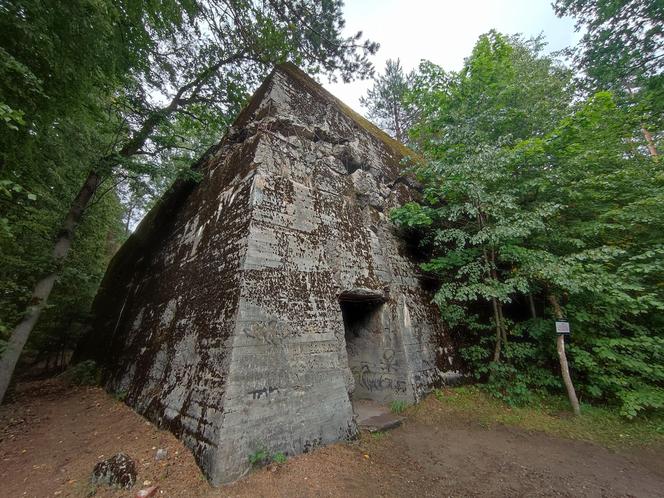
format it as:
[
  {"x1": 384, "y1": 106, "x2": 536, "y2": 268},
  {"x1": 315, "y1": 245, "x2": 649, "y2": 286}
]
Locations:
[
  {"x1": 352, "y1": 399, "x2": 405, "y2": 432},
  {"x1": 358, "y1": 412, "x2": 405, "y2": 432}
]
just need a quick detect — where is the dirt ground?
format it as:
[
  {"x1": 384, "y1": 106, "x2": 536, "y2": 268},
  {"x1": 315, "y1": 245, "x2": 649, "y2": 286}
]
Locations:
[{"x1": 1, "y1": 380, "x2": 663, "y2": 498}]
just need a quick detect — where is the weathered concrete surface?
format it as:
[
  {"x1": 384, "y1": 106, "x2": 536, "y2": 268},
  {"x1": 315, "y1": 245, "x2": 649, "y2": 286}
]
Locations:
[
  {"x1": 353, "y1": 400, "x2": 405, "y2": 432},
  {"x1": 77, "y1": 63, "x2": 460, "y2": 485}
]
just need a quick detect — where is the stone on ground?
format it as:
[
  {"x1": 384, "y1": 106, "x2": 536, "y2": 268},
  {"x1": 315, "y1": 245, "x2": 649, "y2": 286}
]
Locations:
[{"x1": 91, "y1": 452, "x2": 137, "y2": 489}]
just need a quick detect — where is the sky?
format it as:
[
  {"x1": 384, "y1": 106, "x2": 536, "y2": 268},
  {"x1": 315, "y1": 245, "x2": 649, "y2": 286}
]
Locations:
[{"x1": 324, "y1": 0, "x2": 582, "y2": 113}]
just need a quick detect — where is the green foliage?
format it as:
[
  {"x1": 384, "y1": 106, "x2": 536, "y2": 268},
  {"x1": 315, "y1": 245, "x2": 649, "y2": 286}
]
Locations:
[
  {"x1": 389, "y1": 400, "x2": 408, "y2": 414},
  {"x1": 59, "y1": 360, "x2": 101, "y2": 386},
  {"x1": 248, "y1": 448, "x2": 270, "y2": 467},
  {"x1": 553, "y1": 0, "x2": 662, "y2": 157},
  {"x1": 553, "y1": 0, "x2": 663, "y2": 87},
  {"x1": 360, "y1": 59, "x2": 415, "y2": 142},
  {"x1": 407, "y1": 31, "x2": 573, "y2": 161},
  {"x1": 572, "y1": 336, "x2": 664, "y2": 418},
  {"x1": 248, "y1": 447, "x2": 287, "y2": 467},
  {"x1": 393, "y1": 31, "x2": 664, "y2": 418}
]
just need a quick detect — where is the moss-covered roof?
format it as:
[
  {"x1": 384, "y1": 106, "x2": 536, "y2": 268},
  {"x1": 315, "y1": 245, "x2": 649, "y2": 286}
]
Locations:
[{"x1": 274, "y1": 62, "x2": 420, "y2": 164}]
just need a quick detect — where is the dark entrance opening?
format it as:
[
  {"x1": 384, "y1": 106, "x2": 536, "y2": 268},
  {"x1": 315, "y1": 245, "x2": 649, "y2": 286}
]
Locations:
[{"x1": 339, "y1": 288, "x2": 386, "y2": 402}]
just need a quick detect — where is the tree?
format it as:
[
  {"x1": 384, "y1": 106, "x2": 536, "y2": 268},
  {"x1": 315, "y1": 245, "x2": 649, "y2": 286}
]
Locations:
[
  {"x1": 0, "y1": 0, "x2": 379, "y2": 403},
  {"x1": 392, "y1": 32, "x2": 574, "y2": 403},
  {"x1": 554, "y1": 0, "x2": 663, "y2": 157},
  {"x1": 512, "y1": 92, "x2": 664, "y2": 416},
  {"x1": 407, "y1": 32, "x2": 573, "y2": 161},
  {"x1": 360, "y1": 59, "x2": 414, "y2": 142},
  {"x1": 393, "y1": 32, "x2": 664, "y2": 416},
  {"x1": 1, "y1": 0, "x2": 156, "y2": 389},
  {"x1": 553, "y1": 0, "x2": 663, "y2": 87}
]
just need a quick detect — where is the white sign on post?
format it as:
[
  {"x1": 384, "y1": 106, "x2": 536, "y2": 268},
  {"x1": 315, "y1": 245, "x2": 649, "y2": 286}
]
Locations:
[{"x1": 555, "y1": 320, "x2": 570, "y2": 335}]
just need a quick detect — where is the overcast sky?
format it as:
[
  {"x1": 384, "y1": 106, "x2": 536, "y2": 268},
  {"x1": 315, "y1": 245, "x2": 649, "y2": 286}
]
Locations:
[{"x1": 324, "y1": 0, "x2": 582, "y2": 113}]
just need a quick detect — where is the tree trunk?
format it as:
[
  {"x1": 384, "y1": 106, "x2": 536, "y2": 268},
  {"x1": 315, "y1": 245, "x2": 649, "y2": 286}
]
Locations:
[
  {"x1": 487, "y1": 247, "x2": 507, "y2": 355},
  {"x1": 528, "y1": 293, "x2": 537, "y2": 319},
  {"x1": 0, "y1": 171, "x2": 101, "y2": 404},
  {"x1": 491, "y1": 297, "x2": 502, "y2": 362},
  {"x1": 548, "y1": 294, "x2": 580, "y2": 416},
  {"x1": 641, "y1": 126, "x2": 658, "y2": 158},
  {"x1": 124, "y1": 205, "x2": 134, "y2": 236},
  {"x1": 497, "y1": 301, "x2": 507, "y2": 345},
  {"x1": 393, "y1": 101, "x2": 403, "y2": 143}
]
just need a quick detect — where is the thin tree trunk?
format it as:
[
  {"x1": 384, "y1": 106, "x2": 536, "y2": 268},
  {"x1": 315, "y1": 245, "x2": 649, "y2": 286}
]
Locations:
[
  {"x1": 491, "y1": 298, "x2": 502, "y2": 362},
  {"x1": 528, "y1": 293, "x2": 537, "y2": 319},
  {"x1": 124, "y1": 205, "x2": 134, "y2": 236},
  {"x1": 641, "y1": 126, "x2": 658, "y2": 158},
  {"x1": 0, "y1": 171, "x2": 101, "y2": 403},
  {"x1": 393, "y1": 101, "x2": 403, "y2": 143},
  {"x1": 488, "y1": 247, "x2": 508, "y2": 351},
  {"x1": 626, "y1": 85, "x2": 658, "y2": 159},
  {"x1": 497, "y1": 301, "x2": 507, "y2": 345},
  {"x1": 547, "y1": 294, "x2": 580, "y2": 416},
  {"x1": 479, "y1": 236, "x2": 505, "y2": 362}
]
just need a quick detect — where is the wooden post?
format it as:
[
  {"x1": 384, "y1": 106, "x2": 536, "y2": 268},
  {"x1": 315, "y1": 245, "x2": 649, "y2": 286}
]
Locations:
[{"x1": 548, "y1": 294, "x2": 580, "y2": 416}]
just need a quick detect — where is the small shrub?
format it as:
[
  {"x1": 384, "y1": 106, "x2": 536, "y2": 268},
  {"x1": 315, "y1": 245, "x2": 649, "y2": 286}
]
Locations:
[
  {"x1": 389, "y1": 400, "x2": 408, "y2": 414},
  {"x1": 114, "y1": 390, "x2": 128, "y2": 402},
  {"x1": 248, "y1": 448, "x2": 269, "y2": 467},
  {"x1": 572, "y1": 336, "x2": 664, "y2": 418},
  {"x1": 60, "y1": 360, "x2": 101, "y2": 386},
  {"x1": 249, "y1": 448, "x2": 287, "y2": 467}
]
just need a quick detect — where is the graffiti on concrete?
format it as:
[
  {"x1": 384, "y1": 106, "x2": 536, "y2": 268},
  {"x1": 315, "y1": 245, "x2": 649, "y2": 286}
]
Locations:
[{"x1": 352, "y1": 364, "x2": 407, "y2": 393}]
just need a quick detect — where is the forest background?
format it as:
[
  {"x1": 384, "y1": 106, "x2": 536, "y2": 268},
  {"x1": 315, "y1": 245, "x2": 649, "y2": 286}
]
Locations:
[{"x1": 0, "y1": 0, "x2": 662, "y2": 418}]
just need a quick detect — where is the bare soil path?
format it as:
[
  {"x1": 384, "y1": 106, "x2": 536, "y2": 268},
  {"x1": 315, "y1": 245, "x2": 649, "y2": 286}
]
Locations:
[{"x1": 1, "y1": 380, "x2": 662, "y2": 497}]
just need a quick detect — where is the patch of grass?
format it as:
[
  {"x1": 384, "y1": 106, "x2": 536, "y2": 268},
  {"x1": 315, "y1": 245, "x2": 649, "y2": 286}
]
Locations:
[
  {"x1": 389, "y1": 400, "x2": 408, "y2": 414},
  {"x1": 427, "y1": 386, "x2": 664, "y2": 448},
  {"x1": 371, "y1": 431, "x2": 387, "y2": 440},
  {"x1": 249, "y1": 448, "x2": 288, "y2": 467}
]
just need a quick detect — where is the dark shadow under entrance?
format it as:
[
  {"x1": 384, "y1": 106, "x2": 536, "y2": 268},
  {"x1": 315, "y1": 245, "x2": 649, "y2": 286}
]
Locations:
[{"x1": 339, "y1": 288, "x2": 390, "y2": 402}]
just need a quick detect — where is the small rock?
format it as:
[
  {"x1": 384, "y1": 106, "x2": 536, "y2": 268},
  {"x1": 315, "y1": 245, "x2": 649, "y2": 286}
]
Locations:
[
  {"x1": 136, "y1": 485, "x2": 159, "y2": 498},
  {"x1": 155, "y1": 448, "x2": 167, "y2": 461},
  {"x1": 91, "y1": 453, "x2": 137, "y2": 489}
]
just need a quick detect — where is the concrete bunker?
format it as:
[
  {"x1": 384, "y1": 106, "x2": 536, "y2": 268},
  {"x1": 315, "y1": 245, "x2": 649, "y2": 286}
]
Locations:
[{"x1": 77, "y1": 63, "x2": 457, "y2": 485}]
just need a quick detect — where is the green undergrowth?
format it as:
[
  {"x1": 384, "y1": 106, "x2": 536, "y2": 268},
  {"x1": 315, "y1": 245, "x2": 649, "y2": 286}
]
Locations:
[
  {"x1": 248, "y1": 448, "x2": 288, "y2": 467},
  {"x1": 389, "y1": 400, "x2": 408, "y2": 414},
  {"x1": 424, "y1": 386, "x2": 664, "y2": 448}
]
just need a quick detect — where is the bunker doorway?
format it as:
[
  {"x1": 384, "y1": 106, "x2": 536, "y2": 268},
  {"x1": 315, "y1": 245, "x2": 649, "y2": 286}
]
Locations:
[{"x1": 339, "y1": 289, "x2": 387, "y2": 402}]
